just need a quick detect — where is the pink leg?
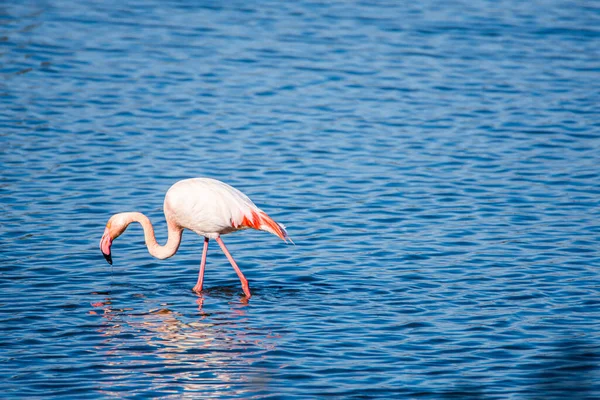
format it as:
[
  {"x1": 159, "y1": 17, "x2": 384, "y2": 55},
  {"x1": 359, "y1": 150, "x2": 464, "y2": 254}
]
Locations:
[
  {"x1": 193, "y1": 237, "x2": 209, "y2": 293},
  {"x1": 215, "y1": 236, "x2": 251, "y2": 299}
]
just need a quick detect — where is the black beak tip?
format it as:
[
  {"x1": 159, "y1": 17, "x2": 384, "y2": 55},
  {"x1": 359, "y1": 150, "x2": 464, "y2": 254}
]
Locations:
[{"x1": 103, "y1": 252, "x2": 112, "y2": 265}]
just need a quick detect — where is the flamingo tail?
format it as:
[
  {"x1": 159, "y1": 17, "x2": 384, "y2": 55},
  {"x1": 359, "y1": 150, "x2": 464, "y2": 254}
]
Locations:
[
  {"x1": 240, "y1": 210, "x2": 292, "y2": 243},
  {"x1": 258, "y1": 211, "x2": 293, "y2": 244}
]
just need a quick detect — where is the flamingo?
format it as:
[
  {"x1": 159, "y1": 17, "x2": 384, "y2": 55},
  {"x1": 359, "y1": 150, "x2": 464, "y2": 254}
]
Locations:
[{"x1": 99, "y1": 177, "x2": 291, "y2": 299}]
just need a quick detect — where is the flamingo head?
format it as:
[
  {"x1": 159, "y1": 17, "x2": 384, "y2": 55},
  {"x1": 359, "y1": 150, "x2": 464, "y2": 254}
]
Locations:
[{"x1": 100, "y1": 215, "x2": 128, "y2": 265}]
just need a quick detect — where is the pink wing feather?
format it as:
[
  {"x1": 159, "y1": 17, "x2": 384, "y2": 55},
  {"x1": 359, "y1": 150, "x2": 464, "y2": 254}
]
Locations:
[{"x1": 233, "y1": 208, "x2": 291, "y2": 243}]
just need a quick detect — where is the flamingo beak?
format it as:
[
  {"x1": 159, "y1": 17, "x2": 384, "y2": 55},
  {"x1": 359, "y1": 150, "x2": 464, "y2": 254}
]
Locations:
[{"x1": 100, "y1": 227, "x2": 113, "y2": 265}]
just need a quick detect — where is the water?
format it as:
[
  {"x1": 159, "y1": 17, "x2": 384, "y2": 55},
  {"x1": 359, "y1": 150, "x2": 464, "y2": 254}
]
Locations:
[{"x1": 1, "y1": 1, "x2": 599, "y2": 398}]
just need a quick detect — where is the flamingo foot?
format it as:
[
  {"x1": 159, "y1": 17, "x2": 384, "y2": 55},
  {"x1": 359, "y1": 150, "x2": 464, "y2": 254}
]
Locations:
[
  {"x1": 192, "y1": 284, "x2": 203, "y2": 294},
  {"x1": 242, "y1": 282, "x2": 251, "y2": 299}
]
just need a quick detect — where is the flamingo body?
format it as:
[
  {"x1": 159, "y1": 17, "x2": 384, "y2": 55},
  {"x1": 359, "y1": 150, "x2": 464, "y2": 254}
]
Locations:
[
  {"x1": 99, "y1": 178, "x2": 290, "y2": 299},
  {"x1": 165, "y1": 178, "x2": 287, "y2": 240}
]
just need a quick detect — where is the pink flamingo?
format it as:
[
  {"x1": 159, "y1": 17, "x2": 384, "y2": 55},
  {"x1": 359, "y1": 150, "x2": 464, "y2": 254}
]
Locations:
[{"x1": 99, "y1": 178, "x2": 291, "y2": 299}]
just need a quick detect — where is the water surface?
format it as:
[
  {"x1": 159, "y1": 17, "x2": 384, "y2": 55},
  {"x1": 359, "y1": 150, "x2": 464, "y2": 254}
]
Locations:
[{"x1": 1, "y1": 1, "x2": 599, "y2": 398}]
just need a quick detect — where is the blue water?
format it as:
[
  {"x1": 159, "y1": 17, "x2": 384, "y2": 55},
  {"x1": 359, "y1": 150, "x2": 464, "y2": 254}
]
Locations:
[{"x1": 1, "y1": 1, "x2": 599, "y2": 398}]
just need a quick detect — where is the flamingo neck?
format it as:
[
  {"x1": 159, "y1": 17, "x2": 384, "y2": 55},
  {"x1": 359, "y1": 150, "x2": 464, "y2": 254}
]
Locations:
[{"x1": 123, "y1": 212, "x2": 182, "y2": 260}]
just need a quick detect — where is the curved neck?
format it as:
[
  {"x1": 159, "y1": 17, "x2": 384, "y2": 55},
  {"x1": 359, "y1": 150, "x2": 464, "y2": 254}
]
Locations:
[{"x1": 122, "y1": 212, "x2": 182, "y2": 260}]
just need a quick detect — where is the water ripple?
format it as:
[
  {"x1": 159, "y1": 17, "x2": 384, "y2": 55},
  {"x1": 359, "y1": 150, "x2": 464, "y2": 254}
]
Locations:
[{"x1": 1, "y1": 0, "x2": 600, "y2": 398}]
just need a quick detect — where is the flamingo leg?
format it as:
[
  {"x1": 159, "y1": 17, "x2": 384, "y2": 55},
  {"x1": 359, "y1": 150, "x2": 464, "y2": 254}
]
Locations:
[
  {"x1": 215, "y1": 236, "x2": 251, "y2": 299},
  {"x1": 193, "y1": 237, "x2": 209, "y2": 293}
]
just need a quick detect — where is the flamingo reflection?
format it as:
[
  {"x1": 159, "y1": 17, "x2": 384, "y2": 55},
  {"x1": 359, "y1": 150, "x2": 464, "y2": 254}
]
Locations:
[{"x1": 90, "y1": 291, "x2": 279, "y2": 396}]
